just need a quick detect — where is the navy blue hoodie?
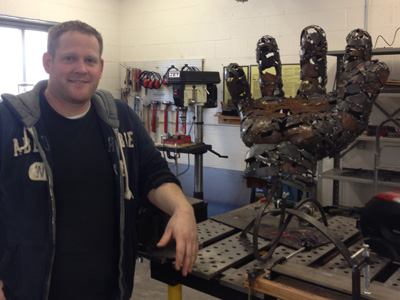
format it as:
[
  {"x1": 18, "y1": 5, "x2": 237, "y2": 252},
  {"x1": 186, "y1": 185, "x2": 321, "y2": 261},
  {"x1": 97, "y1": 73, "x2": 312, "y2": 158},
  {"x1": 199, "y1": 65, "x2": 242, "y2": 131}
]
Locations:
[{"x1": 0, "y1": 80, "x2": 180, "y2": 300}]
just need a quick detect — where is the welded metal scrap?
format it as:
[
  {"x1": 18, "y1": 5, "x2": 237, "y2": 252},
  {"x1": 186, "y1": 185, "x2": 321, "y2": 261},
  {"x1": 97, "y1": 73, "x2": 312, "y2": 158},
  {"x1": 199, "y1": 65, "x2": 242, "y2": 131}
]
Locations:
[{"x1": 225, "y1": 25, "x2": 390, "y2": 189}]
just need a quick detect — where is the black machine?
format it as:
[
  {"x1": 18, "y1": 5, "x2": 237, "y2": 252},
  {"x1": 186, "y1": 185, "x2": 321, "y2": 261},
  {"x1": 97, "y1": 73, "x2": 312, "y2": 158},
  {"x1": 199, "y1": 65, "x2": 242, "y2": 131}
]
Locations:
[
  {"x1": 167, "y1": 70, "x2": 220, "y2": 108},
  {"x1": 359, "y1": 191, "x2": 400, "y2": 261}
]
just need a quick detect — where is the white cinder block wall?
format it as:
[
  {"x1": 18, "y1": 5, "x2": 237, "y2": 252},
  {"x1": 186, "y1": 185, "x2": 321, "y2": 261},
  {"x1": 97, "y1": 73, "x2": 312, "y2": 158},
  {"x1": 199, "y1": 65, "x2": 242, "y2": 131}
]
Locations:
[
  {"x1": 2, "y1": 0, "x2": 400, "y2": 206},
  {"x1": 119, "y1": 0, "x2": 400, "y2": 206}
]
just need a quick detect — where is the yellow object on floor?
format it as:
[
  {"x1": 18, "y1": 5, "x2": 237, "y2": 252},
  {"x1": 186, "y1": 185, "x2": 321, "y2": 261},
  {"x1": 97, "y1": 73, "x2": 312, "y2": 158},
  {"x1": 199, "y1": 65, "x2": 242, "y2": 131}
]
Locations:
[{"x1": 168, "y1": 284, "x2": 182, "y2": 300}]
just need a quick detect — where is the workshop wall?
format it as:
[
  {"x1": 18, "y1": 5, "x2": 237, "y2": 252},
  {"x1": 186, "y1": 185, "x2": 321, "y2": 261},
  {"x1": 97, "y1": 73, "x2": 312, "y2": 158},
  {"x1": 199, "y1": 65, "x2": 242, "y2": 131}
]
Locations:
[
  {"x1": 2, "y1": 0, "x2": 400, "y2": 208},
  {"x1": 119, "y1": 0, "x2": 400, "y2": 207}
]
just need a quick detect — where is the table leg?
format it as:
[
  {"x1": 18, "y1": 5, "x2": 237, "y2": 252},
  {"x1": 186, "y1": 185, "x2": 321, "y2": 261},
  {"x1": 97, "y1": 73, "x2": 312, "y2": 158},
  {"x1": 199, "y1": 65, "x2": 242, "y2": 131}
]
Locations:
[{"x1": 168, "y1": 284, "x2": 182, "y2": 300}]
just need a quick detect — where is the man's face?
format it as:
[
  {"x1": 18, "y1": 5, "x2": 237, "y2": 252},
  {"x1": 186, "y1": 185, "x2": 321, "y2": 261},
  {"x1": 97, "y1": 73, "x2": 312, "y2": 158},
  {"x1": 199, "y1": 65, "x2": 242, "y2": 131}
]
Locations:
[{"x1": 43, "y1": 31, "x2": 104, "y2": 106}]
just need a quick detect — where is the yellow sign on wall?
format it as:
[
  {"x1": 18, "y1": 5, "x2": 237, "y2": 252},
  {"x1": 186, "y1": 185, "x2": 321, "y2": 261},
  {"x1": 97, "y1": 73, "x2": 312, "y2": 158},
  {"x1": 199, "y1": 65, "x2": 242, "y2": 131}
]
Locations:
[
  {"x1": 250, "y1": 64, "x2": 301, "y2": 99},
  {"x1": 281, "y1": 64, "x2": 302, "y2": 98},
  {"x1": 250, "y1": 65, "x2": 261, "y2": 100},
  {"x1": 223, "y1": 64, "x2": 301, "y2": 107}
]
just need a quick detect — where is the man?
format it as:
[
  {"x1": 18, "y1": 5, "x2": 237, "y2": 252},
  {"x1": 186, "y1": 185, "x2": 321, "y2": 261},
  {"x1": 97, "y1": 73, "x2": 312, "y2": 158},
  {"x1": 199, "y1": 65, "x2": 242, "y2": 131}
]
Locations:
[{"x1": 0, "y1": 20, "x2": 198, "y2": 300}]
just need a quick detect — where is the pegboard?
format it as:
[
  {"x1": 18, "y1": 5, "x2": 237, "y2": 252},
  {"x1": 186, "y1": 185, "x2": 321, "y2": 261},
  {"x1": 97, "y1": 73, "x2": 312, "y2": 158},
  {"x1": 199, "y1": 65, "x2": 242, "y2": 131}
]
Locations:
[{"x1": 121, "y1": 58, "x2": 204, "y2": 105}]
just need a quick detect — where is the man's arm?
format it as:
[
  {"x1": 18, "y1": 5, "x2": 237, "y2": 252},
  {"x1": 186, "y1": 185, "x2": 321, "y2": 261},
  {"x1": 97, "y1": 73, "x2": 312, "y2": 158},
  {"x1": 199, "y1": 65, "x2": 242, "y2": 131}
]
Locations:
[
  {"x1": 147, "y1": 182, "x2": 198, "y2": 276},
  {"x1": 0, "y1": 280, "x2": 5, "y2": 300}
]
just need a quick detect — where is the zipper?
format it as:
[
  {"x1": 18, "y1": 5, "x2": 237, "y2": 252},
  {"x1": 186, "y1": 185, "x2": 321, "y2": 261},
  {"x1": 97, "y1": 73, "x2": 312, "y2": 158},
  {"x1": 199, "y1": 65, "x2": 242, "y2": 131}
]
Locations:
[
  {"x1": 115, "y1": 128, "x2": 126, "y2": 300},
  {"x1": 27, "y1": 127, "x2": 128, "y2": 299},
  {"x1": 26, "y1": 127, "x2": 56, "y2": 300}
]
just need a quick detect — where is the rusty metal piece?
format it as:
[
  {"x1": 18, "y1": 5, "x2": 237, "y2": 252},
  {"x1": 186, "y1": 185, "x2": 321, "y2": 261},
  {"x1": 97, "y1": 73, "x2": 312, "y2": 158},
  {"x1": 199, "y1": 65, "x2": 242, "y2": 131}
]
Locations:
[
  {"x1": 224, "y1": 63, "x2": 252, "y2": 106},
  {"x1": 345, "y1": 28, "x2": 372, "y2": 62},
  {"x1": 226, "y1": 26, "x2": 390, "y2": 189},
  {"x1": 297, "y1": 25, "x2": 328, "y2": 97},
  {"x1": 256, "y1": 35, "x2": 284, "y2": 97}
]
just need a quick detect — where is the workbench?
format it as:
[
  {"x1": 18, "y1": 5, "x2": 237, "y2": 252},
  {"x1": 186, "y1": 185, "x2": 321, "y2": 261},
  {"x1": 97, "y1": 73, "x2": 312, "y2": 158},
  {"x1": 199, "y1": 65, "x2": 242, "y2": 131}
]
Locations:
[
  {"x1": 154, "y1": 142, "x2": 227, "y2": 200},
  {"x1": 139, "y1": 200, "x2": 400, "y2": 300}
]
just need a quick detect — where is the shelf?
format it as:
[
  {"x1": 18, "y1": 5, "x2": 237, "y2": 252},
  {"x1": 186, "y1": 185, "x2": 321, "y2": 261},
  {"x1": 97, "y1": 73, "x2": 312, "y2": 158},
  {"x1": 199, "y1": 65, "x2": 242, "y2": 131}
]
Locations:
[
  {"x1": 328, "y1": 48, "x2": 400, "y2": 57},
  {"x1": 377, "y1": 165, "x2": 400, "y2": 173},
  {"x1": 357, "y1": 135, "x2": 400, "y2": 144},
  {"x1": 318, "y1": 48, "x2": 400, "y2": 205},
  {"x1": 320, "y1": 168, "x2": 400, "y2": 188},
  {"x1": 382, "y1": 86, "x2": 400, "y2": 94},
  {"x1": 215, "y1": 113, "x2": 240, "y2": 125}
]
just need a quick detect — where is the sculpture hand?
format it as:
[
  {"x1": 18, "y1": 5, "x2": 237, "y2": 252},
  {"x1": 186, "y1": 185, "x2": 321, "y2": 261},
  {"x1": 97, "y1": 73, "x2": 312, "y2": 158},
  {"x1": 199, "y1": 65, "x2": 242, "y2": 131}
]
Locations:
[{"x1": 226, "y1": 26, "x2": 389, "y2": 189}]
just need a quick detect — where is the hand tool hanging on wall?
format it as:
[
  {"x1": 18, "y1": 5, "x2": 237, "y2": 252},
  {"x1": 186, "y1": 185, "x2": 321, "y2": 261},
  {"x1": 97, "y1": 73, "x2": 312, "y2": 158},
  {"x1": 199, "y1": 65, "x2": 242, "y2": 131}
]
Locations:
[
  {"x1": 129, "y1": 68, "x2": 136, "y2": 92},
  {"x1": 130, "y1": 68, "x2": 136, "y2": 93},
  {"x1": 151, "y1": 101, "x2": 159, "y2": 133},
  {"x1": 122, "y1": 67, "x2": 132, "y2": 103},
  {"x1": 133, "y1": 68, "x2": 141, "y2": 93},
  {"x1": 133, "y1": 95, "x2": 137, "y2": 112},
  {"x1": 162, "y1": 101, "x2": 171, "y2": 134},
  {"x1": 138, "y1": 98, "x2": 145, "y2": 124},
  {"x1": 145, "y1": 103, "x2": 151, "y2": 133},
  {"x1": 133, "y1": 95, "x2": 141, "y2": 115}
]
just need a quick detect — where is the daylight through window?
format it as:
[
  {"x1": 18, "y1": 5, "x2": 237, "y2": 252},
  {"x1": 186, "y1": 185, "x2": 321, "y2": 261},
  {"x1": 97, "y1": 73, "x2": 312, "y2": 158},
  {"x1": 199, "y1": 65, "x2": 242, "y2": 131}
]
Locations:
[{"x1": 0, "y1": 16, "x2": 56, "y2": 95}]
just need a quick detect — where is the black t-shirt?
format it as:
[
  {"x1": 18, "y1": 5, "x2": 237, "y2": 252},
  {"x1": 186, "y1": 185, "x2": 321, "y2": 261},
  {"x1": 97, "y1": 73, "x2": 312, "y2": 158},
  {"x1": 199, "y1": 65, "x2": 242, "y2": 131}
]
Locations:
[{"x1": 40, "y1": 91, "x2": 119, "y2": 300}]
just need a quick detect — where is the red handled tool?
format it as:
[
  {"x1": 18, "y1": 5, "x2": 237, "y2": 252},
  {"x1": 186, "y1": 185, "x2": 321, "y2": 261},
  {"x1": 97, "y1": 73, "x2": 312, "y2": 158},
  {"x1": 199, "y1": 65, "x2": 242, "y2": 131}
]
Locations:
[
  {"x1": 151, "y1": 101, "x2": 159, "y2": 133},
  {"x1": 162, "y1": 101, "x2": 171, "y2": 134},
  {"x1": 145, "y1": 104, "x2": 150, "y2": 133}
]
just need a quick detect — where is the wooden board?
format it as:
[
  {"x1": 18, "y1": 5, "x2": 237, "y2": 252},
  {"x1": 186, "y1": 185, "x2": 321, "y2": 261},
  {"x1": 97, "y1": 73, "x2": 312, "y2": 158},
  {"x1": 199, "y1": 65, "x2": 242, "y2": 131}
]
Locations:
[
  {"x1": 215, "y1": 113, "x2": 240, "y2": 125},
  {"x1": 244, "y1": 271, "x2": 352, "y2": 300}
]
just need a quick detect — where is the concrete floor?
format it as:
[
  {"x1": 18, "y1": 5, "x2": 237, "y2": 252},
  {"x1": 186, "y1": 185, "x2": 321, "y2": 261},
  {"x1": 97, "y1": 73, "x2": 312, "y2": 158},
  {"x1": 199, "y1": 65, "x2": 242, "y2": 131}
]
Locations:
[{"x1": 131, "y1": 258, "x2": 221, "y2": 300}]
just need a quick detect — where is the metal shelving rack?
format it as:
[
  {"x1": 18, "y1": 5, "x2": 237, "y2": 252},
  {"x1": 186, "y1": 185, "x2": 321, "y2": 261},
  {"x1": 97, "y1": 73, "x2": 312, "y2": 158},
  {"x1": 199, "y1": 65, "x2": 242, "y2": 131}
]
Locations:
[
  {"x1": 374, "y1": 117, "x2": 400, "y2": 194},
  {"x1": 317, "y1": 48, "x2": 400, "y2": 205}
]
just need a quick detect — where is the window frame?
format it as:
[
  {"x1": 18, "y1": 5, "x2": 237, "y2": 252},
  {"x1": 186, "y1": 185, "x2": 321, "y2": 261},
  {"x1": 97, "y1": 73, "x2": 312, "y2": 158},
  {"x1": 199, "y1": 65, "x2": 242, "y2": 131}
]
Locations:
[
  {"x1": 0, "y1": 15, "x2": 57, "y2": 31},
  {"x1": 0, "y1": 15, "x2": 58, "y2": 92}
]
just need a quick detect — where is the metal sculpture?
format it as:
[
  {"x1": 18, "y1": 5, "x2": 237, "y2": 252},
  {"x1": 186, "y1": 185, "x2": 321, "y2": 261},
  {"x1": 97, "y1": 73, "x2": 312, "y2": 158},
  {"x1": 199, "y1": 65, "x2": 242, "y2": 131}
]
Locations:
[{"x1": 225, "y1": 25, "x2": 389, "y2": 190}]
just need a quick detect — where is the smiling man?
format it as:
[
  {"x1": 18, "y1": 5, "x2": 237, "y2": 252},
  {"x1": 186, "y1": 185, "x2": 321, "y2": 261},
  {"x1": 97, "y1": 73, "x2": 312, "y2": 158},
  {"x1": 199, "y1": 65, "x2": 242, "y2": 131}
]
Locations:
[
  {"x1": 43, "y1": 26, "x2": 104, "y2": 116},
  {"x1": 0, "y1": 20, "x2": 198, "y2": 300}
]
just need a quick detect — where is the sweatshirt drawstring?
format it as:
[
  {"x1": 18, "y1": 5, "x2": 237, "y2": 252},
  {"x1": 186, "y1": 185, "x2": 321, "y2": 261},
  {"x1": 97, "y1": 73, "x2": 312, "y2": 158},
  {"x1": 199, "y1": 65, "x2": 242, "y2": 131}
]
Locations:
[
  {"x1": 117, "y1": 131, "x2": 133, "y2": 200},
  {"x1": 19, "y1": 127, "x2": 30, "y2": 152}
]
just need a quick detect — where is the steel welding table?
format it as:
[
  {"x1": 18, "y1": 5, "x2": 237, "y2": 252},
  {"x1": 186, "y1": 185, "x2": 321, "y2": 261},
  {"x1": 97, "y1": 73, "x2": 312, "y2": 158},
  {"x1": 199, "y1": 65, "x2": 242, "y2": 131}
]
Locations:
[{"x1": 139, "y1": 200, "x2": 400, "y2": 300}]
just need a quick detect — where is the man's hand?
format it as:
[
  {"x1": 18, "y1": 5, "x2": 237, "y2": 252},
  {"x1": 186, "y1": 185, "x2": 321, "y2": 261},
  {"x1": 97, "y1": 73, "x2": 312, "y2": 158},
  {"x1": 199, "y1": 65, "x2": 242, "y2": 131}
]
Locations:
[
  {"x1": 147, "y1": 183, "x2": 199, "y2": 276},
  {"x1": 0, "y1": 280, "x2": 6, "y2": 300},
  {"x1": 157, "y1": 207, "x2": 198, "y2": 276}
]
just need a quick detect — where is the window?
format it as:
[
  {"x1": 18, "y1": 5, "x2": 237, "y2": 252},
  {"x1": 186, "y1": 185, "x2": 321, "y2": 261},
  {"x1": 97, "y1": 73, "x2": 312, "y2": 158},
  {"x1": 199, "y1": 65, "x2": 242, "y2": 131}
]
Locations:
[{"x1": 0, "y1": 15, "x2": 57, "y2": 95}]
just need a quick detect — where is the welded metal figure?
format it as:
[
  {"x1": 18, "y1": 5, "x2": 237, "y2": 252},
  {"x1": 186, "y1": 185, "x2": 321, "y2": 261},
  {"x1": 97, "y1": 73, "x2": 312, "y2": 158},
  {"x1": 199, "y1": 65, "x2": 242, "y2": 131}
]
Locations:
[{"x1": 225, "y1": 26, "x2": 389, "y2": 190}]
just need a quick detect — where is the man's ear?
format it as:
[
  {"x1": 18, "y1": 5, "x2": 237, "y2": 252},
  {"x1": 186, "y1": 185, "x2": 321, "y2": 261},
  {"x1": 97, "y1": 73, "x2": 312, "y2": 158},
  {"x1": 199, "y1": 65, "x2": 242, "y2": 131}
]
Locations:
[
  {"x1": 42, "y1": 52, "x2": 52, "y2": 74},
  {"x1": 100, "y1": 58, "x2": 104, "y2": 76}
]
